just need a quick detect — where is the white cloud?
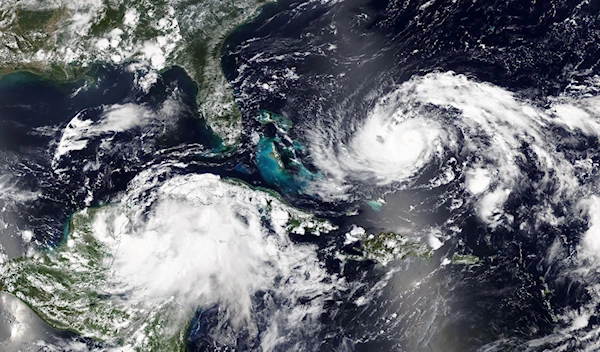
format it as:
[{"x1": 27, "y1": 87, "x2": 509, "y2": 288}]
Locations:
[
  {"x1": 478, "y1": 188, "x2": 511, "y2": 224},
  {"x1": 465, "y1": 168, "x2": 491, "y2": 195},
  {"x1": 53, "y1": 103, "x2": 150, "y2": 164},
  {"x1": 578, "y1": 196, "x2": 600, "y2": 260},
  {"x1": 91, "y1": 173, "x2": 340, "y2": 349},
  {"x1": 123, "y1": 9, "x2": 139, "y2": 28},
  {"x1": 307, "y1": 72, "x2": 590, "y2": 228}
]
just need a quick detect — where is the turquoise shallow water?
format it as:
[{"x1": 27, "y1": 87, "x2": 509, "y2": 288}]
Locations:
[
  {"x1": 5, "y1": 0, "x2": 600, "y2": 348},
  {"x1": 256, "y1": 137, "x2": 298, "y2": 192},
  {"x1": 254, "y1": 110, "x2": 320, "y2": 195},
  {"x1": 366, "y1": 200, "x2": 383, "y2": 212}
]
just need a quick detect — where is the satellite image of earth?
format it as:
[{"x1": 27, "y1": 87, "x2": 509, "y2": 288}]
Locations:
[{"x1": 0, "y1": 0, "x2": 600, "y2": 351}]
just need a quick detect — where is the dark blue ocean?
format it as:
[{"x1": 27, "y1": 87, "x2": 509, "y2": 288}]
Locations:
[{"x1": 1, "y1": 0, "x2": 600, "y2": 351}]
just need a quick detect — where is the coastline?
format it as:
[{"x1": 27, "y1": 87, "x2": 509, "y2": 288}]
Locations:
[{"x1": 0, "y1": 0, "x2": 277, "y2": 147}]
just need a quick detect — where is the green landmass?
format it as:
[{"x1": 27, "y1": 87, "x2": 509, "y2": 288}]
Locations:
[
  {"x1": 0, "y1": 0, "x2": 274, "y2": 145},
  {"x1": 0, "y1": 176, "x2": 336, "y2": 350},
  {"x1": 341, "y1": 229, "x2": 485, "y2": 267},
  {"x1": 451, "y1": 253, "x2": 480, "y2": 265},
  {"x1": 342, "y1": 230, "x2": 433, "y2": 266},
  {"x1": 0, "y1": 207, "x2": 188, "y2": 350}
]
